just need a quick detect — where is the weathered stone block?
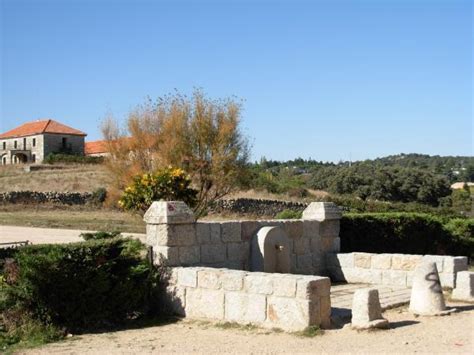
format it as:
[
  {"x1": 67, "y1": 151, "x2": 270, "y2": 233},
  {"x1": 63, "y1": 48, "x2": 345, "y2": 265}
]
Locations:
[
  {"x1": 227, "y1": 242, "x2": 249, "y2": 262},
  {"x1": 195, "y1": 222, "x2": 210, "y2": 244},
  {"x1": 225, "y1": 292, "x2": 266, "y2": 323},
  {"x1": 221, "y1": 222, "x2": 242, "y2": 243},
  {"x1": 163, "y1": 285, "x2": 186, "y2": 316},
  {"x1": 382, "y1": 270, "x2": 407, "y2": 286},
  {"x1": 302, "y1": 220, "x2": 320, "y2": 239},
  {"x1": 177, "y1": 267, "x2": 198, "y2": 287},
  {"x1": 354, "y1": 253, "x2": 372, "y2": 269},
  {"x1": 178, "y1": 245, "x2": 200, "y2": 265},
  {"x1": 320, "y1": 295, "x2": 331, "y2": 329},
  {"x1": 272, "y1": 275, "x2": 297, "y2": 297},
  {"x1": 296, "y1": 254, "x2": 314, "y2": 274},
  {"x1": 392, "y1": 254, "x2": 422, "y2": 271},
  {"x1": 452, "y1": 271, "x2": 474, "y2": 301},
  {"x1": 296, "y1": 276, "x2": 331, "y2": 299},
  {"x1": 302, "y1": 202, "x2": 342, "y2": 221},
  {"x1": 185, "y1": 288, "x2": 224, "y2": 319},
  {"x1": 221, "y1": 271, "x2": 245, "y2": 291},
  {"x1": 443, "y1": 256, "x2": 468, "y2": 274},
  {"x1": 244, "y1": 273, "x2": 273, "y2": 295},
  {"x1": 423, "y1": 255, "x2": 444, "y2": 272},
  {"x1": 294, "y1": 237, "x2": 310, "y2": 255},
  {"x1": 209, "y1": 223, "x2": 222, "y2": 243},
  {"x1": 198, "y1": 269, "x2": 222, "y2": 289},
  {"x1": 144, "y1": 201, "x2": 195, "y2": 224},
  {"x1": 321, "y1": 237, "x2": 339, "y2": 253},
  {"x1": 150, "y1": 224, "x2": 196, "y2": 247},
  {"x1": 371, "y1": 254, "x2": 392, "y2": 270},
  {"x1": 241, "y1": 221, "x2": 260, "y2": 241},
  {"x1": 201, "y1": 244, "x2": 226, "y2": 264},
  {"x1": 154, "y1": 246, "x2": 179, "y2": 266},
  {"x1": 326, "y1": 253, "x2": 354, "y2": 268},
  {"x1": 439, "y1": 273, "x2": 455, "y2": 289},
  {"x1": 283, "y1": 220, "x2": 304, "y2": 239},
  {"x1": 319, "y1": 220, "x2": 340, "y2": 238},
  {"x1": 310, "y1": 235, "x2": 321, "y2": 253},
  {"x1": 267, "y1": 297, "x2": 316, "y2": 331},
  {"x1": 327, "y1": 267, "x2": 346, "y2": 282}
]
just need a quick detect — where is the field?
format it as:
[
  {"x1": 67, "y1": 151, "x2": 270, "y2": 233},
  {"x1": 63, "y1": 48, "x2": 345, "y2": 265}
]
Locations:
[{"x1": 0, "y1": 164, "x2": 110, "y2": 192}]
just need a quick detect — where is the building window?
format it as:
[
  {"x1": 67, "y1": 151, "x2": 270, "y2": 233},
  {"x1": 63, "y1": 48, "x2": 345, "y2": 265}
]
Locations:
[
  {"x1": 23, "y1": 138, "x2": 26, "y2": 149},
  {"x1": 2, "y1": 157, "x2": 6, "y2": 165},
  {"x1": 32, "y1": 154, "x2": 36, "y2": 163},
  {"x1": 32, "y1": 138, "x2": 36, "y2": 147},
  {"x1": 2, "y1": 142, "x2": 5, "y2": 150},
  {"x1": 14, "y1": 141, "x2": 17, "y2": 149},
  {"x1": 62, "y1": 137, "x2": 67, "y2": 149}
]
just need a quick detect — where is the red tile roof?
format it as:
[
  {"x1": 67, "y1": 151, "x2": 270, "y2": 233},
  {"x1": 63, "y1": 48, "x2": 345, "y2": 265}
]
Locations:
[
  {"x1": 0, "y1": 119, "x2": 87, "y2": 139},
  {"x1": 84, "y1": 140, "x2": 108, "y2": 155}
]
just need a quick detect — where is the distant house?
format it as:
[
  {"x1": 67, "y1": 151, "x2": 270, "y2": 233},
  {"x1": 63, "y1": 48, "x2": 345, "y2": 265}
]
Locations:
[
  {"x1": 0, "y1": 119, "x2": 87, "y2": 165},
  {"x1": 84, "y1": 140, "x2": 109, "y2": 157}
]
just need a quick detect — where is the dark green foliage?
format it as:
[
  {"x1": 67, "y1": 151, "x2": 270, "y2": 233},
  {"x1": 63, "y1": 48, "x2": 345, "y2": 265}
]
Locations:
[
  {"x1": 44, "y1": 153, "x2": 104, "y2": 165},
  {"x1": 1, "y1": 238, "x2": 159, "y2": 333},
  {"x1": 275, "y1": 209, "x2": 303, "y2": 219},
  {"x1": 79, "y1": 230, "x2": 121, "y2": 240},
  {"x1": 91, "y1": 187, "x2": 107, "y2": 205},
  {"x1": 340, "y1": 213, "x2": 474, "y2": 258}
]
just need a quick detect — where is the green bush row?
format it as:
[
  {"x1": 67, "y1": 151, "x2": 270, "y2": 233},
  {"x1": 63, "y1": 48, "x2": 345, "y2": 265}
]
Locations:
[
  {"x1": 340, "y1": 213, "x2": 474, "y2": 258},
  {"x1": 44, "y1": 153, "x2": 104, "y2": 164},
  {"x1": 1, "y1": 238, "x2": 161, "y2": 336}
]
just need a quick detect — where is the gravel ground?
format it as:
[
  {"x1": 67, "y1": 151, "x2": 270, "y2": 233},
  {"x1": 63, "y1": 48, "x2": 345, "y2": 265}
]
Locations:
[{"x1": 21, "y1": 302, "x2": 474, "y2": 355}]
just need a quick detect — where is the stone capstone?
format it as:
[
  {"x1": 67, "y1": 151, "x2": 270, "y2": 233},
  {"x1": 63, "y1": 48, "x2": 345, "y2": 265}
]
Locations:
[
  {"x1": 451, "y1": 271, "x2": 474, "y2": 302},
  {"x1": 143, "y1": 201, "x2": 195, "y2": 225}
]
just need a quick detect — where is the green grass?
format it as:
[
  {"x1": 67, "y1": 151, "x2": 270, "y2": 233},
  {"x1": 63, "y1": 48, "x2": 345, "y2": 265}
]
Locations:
[{"x1": 293, "y1": 326, "x2": 324, "y2": 338}]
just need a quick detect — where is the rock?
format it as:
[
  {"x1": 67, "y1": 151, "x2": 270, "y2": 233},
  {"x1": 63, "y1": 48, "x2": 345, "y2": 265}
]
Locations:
[
  {"x1": 409, "y1": 261, "x2": 454, "y2": 316},
  {"x1": 351, "y1": 288, "x2": 389, "y2": 330},
  {"x1": 451, "y1": 271, "x2": 474, "y2": 302}
]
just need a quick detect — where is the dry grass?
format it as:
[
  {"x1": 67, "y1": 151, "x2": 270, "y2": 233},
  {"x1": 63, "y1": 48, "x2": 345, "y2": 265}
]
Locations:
[
  {"x1": 0, "y1": 164, "x2": 111, "y2": 193},
  {"x1": 227, "y1": 189, "x2": 328, "y2": 203},
  {"x1": 0, "y1": 204, "x2": 145, "y2": 233}
]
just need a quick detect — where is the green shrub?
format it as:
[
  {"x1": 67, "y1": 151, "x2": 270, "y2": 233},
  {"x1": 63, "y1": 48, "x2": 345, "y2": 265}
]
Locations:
[
  {"x1": 275, "y1": 209, "x2": 303, "y2": 219},
  {"x1": 340, "y1": 213, "x2": 473, "y2": 258},
  {"x1": 1, "y1": 238, "x2": 159, "y2": 334},
  {"x1": 79, "y1": 231, "x2": 121, "y2": 241},
  {"x1": 119, "y1": 167, "x2": 198, "y2": 212},
  {"x1": 91, "y1": 187, "x2": 107, "y2": 205},
  {"x1": 44, "y1": 153, "x2": 104, "y2": 165}
]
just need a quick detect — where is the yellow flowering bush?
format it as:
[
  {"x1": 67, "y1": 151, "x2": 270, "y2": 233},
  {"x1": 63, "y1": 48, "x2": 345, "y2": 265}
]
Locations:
[{"x1": 119, "y1": 167, "x2": 197, "y2": 212}]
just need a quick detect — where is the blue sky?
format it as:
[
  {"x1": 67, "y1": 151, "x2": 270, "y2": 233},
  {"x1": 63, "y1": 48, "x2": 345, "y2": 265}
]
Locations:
[{"x1": 1, "y1": 0, "x2": 472, "y2": 162}]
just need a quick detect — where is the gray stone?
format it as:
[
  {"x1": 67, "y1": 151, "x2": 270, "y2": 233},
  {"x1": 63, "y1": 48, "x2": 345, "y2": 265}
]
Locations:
[
  {"x1": 195, "y1": 222, "x2": 210, "y2": 244},
  {"x1": 244, "y1": 273, "x2": 273, "y2": 295},
  {"x1": 296, "y1": 276, "x2": 331, "y2": 299},
  {"x1": 272, "y1": 275, "x2": 297, "y2": 297},
  {"x1": 178, "y1": 245, "x2": 200, "y2": 265},
  {"x1": 198, "y1": 269, "x2": 222, "y2": 289},
  {"x1": 163, "y1": 285, "x2": 186, "y2": 316},
  {"x1": 451, "y1": 271, "x2": 474, "y2": 302},
  {"x1": 227, "y1": 242, "x2": 249, "y2": 262},
  {"x1": 221, "y1": 271, "x2": 245, "y2": 291},
  {"x1": 250, "y1": 226, "x2": 291, "y2": 273},
  {"x1": 185, "y1": 288, "x2": 224, "y2": 319},
  {"x1": 153, "y1": 246, "x2": 179, "y2": 266},
  {"x1": 302, "y1": 202, "x2": 342, "y2": 221},
  {"x1": 319, "y1": 220, "x2": 340, "y2": 237},
  {"x1": 293, "y1": 237, "x2": 310, "y2": 255},
  {"x1": 409, "y1": 261, "x2": 453, "y2": 316},
  {"x1": 351, "y1": 288, "x2": 389, "y2": 330},
  {"x1": 177, "y1": 267, "x2": 198, "y2": 287},
  {"x1": 225, "y1": 292, "x2": 266, "y2": 323},
  {"x1": 143, "y1": 201, "x2": 195, "y2": 225},
  {"x1": 221, "y1": 222, "x2": 242, "y2": 243},
  {"x1": 266, "y1": 297, "x2": 317, "y2": 331},
  {"x1": 201, "y1": 243, "x2": 226, "y2": 264}
]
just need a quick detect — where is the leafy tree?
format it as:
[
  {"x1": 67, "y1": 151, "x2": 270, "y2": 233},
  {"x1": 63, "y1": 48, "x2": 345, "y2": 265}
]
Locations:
[{"x1": 102, "y1": 89, "x2": 250, "y2": 215}]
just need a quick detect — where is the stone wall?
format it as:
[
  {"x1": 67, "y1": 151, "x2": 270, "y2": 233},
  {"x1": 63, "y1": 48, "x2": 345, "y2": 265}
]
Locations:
[
  {"x1": 162, "y1": 266, "x2": 331, "y2": 331},
  {"x1": 326, "y1": 252, "x2": 468, "y2": 288},
  {"x1": 210, "y1": 198, "x2": 308, "y2": 217},
  {"x1": 145, "y1": 201, "x2": 342, "y2": 276},
  {"x1": 0, "y1": 191, "x2": 94, "y2": 205}
]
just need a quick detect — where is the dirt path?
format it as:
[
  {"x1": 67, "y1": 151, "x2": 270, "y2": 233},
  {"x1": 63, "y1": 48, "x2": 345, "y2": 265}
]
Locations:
[
  {"x1": 22, "y1": 302, "x2": 474, "y2": 354},
  {"x1": 1, "y1": 225, "x2": 145, "y2": 244}
]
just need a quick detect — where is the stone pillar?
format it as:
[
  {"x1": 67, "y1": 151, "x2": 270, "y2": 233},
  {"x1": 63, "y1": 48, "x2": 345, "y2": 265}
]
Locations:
[
  {"x1": 143, "y1": 201, "x2": 198, "y2": 266},
  {"x1": 302, "y1": 202, "x2": 342, "y2": 254}
]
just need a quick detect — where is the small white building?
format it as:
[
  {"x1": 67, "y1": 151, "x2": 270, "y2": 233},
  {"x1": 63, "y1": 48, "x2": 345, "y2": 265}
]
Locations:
[{"x1": 0, "y1": 119, "x2": 87, "y2": 165}]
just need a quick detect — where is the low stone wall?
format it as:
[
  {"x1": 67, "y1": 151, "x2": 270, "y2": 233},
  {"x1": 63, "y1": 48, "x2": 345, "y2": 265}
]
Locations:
[
  {"x1": 0, "y1": 191, "x2": 94, "y2": 205},
  {"x1": 162, "y1": 266, "x2": 331, "y2": 331},
  {"x1": 326, "y1": 252, "x2": 468, "y2": 288},
  {"x1": 149, "y1": 219, "x2": 340, "y2": 275},
  {"x1": 210, "y1": 198, "x2": 308, "y2": 217}
]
